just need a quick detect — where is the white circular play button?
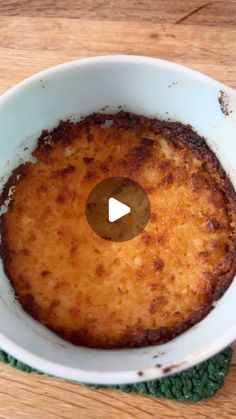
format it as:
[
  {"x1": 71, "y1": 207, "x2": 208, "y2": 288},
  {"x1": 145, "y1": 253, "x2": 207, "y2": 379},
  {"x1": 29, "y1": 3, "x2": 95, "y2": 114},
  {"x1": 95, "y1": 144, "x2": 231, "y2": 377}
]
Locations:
[
  {"x1": 86, "y1": 177, "x2": 150, "y2": 242},
  {"x1": 108, "y1": 197, "x2": 131, "y2": 223}
]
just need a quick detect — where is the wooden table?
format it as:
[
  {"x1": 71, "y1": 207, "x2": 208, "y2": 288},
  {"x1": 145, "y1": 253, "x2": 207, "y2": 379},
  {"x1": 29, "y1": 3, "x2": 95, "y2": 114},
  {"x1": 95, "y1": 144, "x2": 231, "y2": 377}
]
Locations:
[{"x1": 0, "y1": 1, "x2": 236, "y2": 417}]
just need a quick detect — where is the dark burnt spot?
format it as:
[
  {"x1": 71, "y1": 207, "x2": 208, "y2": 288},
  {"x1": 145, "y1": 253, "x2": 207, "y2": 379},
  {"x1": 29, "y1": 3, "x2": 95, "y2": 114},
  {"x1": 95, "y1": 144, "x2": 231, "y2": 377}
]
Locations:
[
  {"x1": 117, "y1": 286, "x2": 125, "y2": 294},
  {"x1": 159, "y1": 160, "x2": 171, "y2": 172},
  {"x1": 141, "y1": 138, "x2": 154, "y2": 147},
  {"x1": 153, "y1": 257, "x2": 164, "y2": 271},
  {"x1": 35, "y1": 142, "x2": 53, "y2": 157},
  {"x1": 87, "y1": 131, "x2": 93, "y2": 142},
  {"x1": 120, "y1": 139, "x2": 153, "y2": 173},
  {"x1": 87, "y1": 113, "x2": 107, "y2": 125},
  {"x1": 168, "y1": 274, "x2": 175, "y2": 283},
  {"x1": 54, "y1": 280, "x2": 66, "y2": 291},
  {"x1": 149, "y1": 283, "x2": 158, "y2": 291},
  {"x1": 38, "y1": 121, "x2": 77, "y2": 146},
  {"x1": 207, "y1": 188, "x2": 225, "y2": 208},
  {"x1": 150, "y1": 213, "x2": 157, "y2": 222},
  {"x1": 69, "y1": 307, "x2": 81, "y2": 317},
  {"x1": 100, "y1": 163, "x2": 109, "y2": 173},
  {"x1": 100, "y1": 156, "x2": 113, "y2": 173},
  {"x1": 201, "y1": 162, "x2": 212, "y2": 175},
  {"x1": 94, "y1": 248, "x2": 101, "y2": 254},
  {"x1": 21, "y1": 248, "x2": 30, "y2": 256},
  {"x1": 156, "y1": 363, "x2": 162, "y2": 367},
  {"x1": 225, "y1": 243, "x2": 229, "y2": 252},
  {"x1": 206, "y1": 218, "x2": 222, "y2": 231},
  {"x1": 50, "y1": 299, "x2": 60, "y2": 309},
  {"x1": 112, "y1": 111, "x2": 140, "y2": 129},
  {"x1": 56, "y1": 194, "x2": 65, "y2": 204},
  {"x1": 161, "y1": 173, "x2": 174, "y2": 186},
  {"x1": 41, "y1": 270, "x2": 51, "y2": 277},
  {"x1": 190, "y1": 173, "x2": 208, "y2": 191},
  {"x1": 149, "y1": 296, "x2": 167, "y2": 315},
  {"x1": 20, "y1": 294, "x2": 41, "y2": 319},
  {"x1": 153, "y1": 117, "x2": 207, "y2": 157},
  {"x1": 156, "y1": 234, "x2": 166, "y2": 246},
  {"x1": 137, "y1": 370, "x2": 144, "y2": 376},
  {"x1": 44, "y1": 143, "x2": 53, "y2": 151},
  {"x1": 198, "y1": 251, "x2": 209, "y2": 258},
  {"x1": 140, "y1": 231, "x2": 152, "y2": 245},
  {"x1": 131, "y1": 144, "x2": 152, "y2": 169},
  {"x1": 83, "y1": 157, "x2": 94, "y2": 165},
  {"x1": 21, "y1": 294, "x2": 34, "y2": 309},
  {"x1": 84, "y1": 171, "x2": 95, "y2": 181},
  {"x1": 70, "y1": 239, "x2": 78, "y2": 255},
  {"x1": 53, "y1": 165, "x2": 75, "y2": 178},
  {"x1": 71, "y1": 245, "x2": 78, "y2": 255},
  {"x1": 145, "y1": 328, "x2": 170, "y2": 343},
  {"x1": 95, "y1": 264, "x2": 105, "y2": 277},
  {"x1": 136, "y1": 265, "x2": 144, "y2": 278}
]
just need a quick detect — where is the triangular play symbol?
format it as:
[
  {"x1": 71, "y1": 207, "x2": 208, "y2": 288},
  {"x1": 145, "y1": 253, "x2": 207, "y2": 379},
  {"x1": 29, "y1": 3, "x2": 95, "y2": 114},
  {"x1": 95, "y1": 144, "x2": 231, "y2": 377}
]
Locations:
[{"x1": 108, "y1": 197, "x2": 131, "y2": 223}]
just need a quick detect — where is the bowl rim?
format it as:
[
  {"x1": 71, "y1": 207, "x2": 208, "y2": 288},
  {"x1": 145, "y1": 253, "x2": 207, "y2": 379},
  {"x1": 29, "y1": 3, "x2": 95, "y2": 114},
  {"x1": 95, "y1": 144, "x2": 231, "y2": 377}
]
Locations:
[
  {"x1": 0, "y1": 54, "x2": 235, "y2": 105},
  {"x1": 0, "y1": 54, "x2": 235, "y2": 384}
]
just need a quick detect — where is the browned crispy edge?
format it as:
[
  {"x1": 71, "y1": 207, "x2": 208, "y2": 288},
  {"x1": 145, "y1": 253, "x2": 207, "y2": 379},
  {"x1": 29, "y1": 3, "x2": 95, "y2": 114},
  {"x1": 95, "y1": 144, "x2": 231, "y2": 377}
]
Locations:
[{"x1": 0, "y1": 111, "x2": 236, "y2": 349}]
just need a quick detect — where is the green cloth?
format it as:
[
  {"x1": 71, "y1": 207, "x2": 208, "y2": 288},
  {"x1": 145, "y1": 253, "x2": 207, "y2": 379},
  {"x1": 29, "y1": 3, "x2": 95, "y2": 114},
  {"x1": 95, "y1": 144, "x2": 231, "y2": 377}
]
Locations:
[{"x1": 0, "y1": 346, "x2": 232, "y2": 402}]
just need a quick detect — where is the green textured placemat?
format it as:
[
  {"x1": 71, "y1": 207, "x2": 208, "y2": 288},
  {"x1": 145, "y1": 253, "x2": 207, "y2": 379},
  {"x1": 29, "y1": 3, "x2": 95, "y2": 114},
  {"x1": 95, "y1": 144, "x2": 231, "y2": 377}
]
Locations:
[{"x1": 0, "y1": 346, "x2": 232, "y2": 402}]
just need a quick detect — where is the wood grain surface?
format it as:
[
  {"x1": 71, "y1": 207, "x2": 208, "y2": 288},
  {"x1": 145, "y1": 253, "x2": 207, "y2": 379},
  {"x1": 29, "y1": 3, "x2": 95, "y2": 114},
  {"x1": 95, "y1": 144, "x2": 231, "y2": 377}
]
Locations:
[{"x1": 0, "y1": 1, "x2": 236, "y2": 418}]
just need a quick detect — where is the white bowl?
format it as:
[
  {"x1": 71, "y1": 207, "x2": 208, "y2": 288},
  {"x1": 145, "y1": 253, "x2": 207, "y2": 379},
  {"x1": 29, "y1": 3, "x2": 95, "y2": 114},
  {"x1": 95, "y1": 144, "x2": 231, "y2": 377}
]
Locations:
[{"x1": 0, "y1": 56, "x2": 236, "y2": 385}]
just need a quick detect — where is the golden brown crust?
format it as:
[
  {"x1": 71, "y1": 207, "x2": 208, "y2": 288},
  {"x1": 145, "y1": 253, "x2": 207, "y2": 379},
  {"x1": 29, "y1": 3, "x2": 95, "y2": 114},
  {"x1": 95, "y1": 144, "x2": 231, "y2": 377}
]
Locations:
[{"x1": 1, "y1": 112, "x2": 236, "y2": 348}]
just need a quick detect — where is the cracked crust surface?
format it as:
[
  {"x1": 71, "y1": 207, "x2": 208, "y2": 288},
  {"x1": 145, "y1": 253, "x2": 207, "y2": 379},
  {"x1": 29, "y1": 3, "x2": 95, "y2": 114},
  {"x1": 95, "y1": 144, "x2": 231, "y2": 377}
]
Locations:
[{"x1": 1, "y1": 112, "x2": 236, "y2": 348}]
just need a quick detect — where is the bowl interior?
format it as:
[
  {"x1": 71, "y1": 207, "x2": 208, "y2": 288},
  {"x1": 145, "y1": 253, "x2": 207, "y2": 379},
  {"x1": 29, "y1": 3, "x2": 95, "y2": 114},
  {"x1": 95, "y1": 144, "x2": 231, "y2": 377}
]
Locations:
[{"x1": 0, "y1": 56, "x2": 236, "y2": 384}]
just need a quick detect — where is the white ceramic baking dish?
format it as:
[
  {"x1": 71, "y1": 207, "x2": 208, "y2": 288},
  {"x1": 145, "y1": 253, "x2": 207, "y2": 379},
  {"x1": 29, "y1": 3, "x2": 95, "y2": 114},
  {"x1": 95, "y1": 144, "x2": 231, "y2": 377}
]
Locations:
[{"x1": 0, "y1": 56, "x2": 235, "y2": 385}]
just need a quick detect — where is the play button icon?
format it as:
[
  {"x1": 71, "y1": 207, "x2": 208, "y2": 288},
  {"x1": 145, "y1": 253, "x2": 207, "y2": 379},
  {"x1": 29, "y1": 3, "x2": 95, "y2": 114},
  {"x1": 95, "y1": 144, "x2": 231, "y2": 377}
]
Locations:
[
  {"x1": 86, "y1": 177, "x2": 150, "y2": 242},
  {"x1": 108, "y1": 198, "x2": 131, "y2": 222}
]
